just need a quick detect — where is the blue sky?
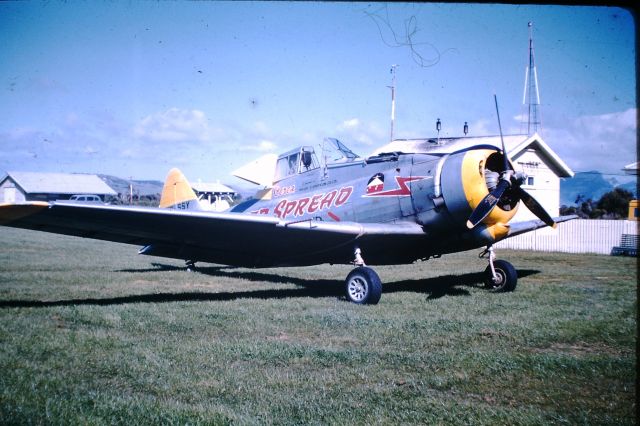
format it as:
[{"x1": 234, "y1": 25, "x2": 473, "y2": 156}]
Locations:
[{"x1": 0, "y1": 2, "x2": 635, "y2": 185}]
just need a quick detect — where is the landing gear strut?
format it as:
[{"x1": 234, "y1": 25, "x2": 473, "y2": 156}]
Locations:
[
  {"x1": 344, "y1": 248, "x2": 382, "y2": 305},
  {"x1": 185, "y1": 260, "x2": 197, "y2": 272},
  {"x1": 479, "y1": 246, "x2": 517, "y2": 292}
]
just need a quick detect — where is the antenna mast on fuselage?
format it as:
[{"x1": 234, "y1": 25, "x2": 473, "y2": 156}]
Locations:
[
  {"x1": 522, "y1": 21, "x2": 542, "y2": 136},
  {"x1": 389, "y1": 64, "x2": 398, "y2": 142}
]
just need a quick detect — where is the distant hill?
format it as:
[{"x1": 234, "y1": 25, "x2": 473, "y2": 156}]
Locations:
[
  {"x1": 561, "y1": 171, "x2": 637, "y2": 206},
  {"x1": 99, "y1": 174, "x2": 250, "y2": 201},
  {"x1": 99, "y1": 175, "x2": 163, "y2": 197}
]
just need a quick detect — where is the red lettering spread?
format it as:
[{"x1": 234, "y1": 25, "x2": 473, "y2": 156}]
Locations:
[
  {"x1": 274, "y1": 199, "x2": 287, "y2": 218},
  {"x1": 319, "y1": 190, "x2": 337, "y2": 210},
  {"x1": 273, "y1": 186, "x2": 353, "y2": 219},
  {"x1": 307, "y1": 194, "x2": 323, "y2": 214},
  {"x1": 284, "y1": 200, "x2": 297, "y2": 217},
  {"x1": 335, "y1": 187, "x2": 353, "y2": 206},
  {"x1": 294, "y1": 197, "x2": 310, "y2": 217}
]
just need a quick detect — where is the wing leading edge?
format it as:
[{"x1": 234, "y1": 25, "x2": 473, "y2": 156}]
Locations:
[
  {"x1": 0, "y1": 202, "x2": 427, "y2": 267},
  {"x1": 506, "y1": 215, "x2": 578, "y2": 238},
  {"x1": 0, "y1": 201, "x2": 577, "y2": 268}
]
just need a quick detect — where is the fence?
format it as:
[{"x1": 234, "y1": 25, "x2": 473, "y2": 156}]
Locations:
[{"x1": 495, "y1": 219, "x2": 639, "y2": 255}]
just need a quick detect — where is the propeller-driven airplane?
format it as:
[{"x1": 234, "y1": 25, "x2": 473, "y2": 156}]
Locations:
[{"x1": 0, "y1": 101, "x2": 576, "y2": 304}]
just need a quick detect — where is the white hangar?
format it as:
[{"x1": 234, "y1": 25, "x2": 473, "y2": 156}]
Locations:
[{"x1": 0, "y1": 171, "x2": 117, "y2": 203}]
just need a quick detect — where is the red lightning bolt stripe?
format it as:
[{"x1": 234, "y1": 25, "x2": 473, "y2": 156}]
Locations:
[
  {"x1": 363, "y1": 176, "x2": 427, "y2": 197},
  {"x1": 327, "y1": 211, "x2": 341, "y2": 221}
]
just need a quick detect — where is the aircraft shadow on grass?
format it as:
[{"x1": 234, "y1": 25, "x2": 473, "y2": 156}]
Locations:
[{"x1": 0, "y1": 265, "x2": 540, "y2": 308}]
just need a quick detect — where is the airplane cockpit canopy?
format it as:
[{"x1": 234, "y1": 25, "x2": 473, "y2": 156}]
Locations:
[
  {"x1": 273, "y1": 138, "x2": 361, "y2": 182},
  {"x1": 274, "y1": 146, "x2": 320, "y2": 182},
  {"x1": 234, "y1": 138, "x2": 362, "y2": 186},
  {"x1": 321, "y1": 138, "x2": 360, "y2": 164}
]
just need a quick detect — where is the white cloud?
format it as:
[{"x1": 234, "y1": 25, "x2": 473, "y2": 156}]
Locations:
[
  {"x1": 120, "y1": 148, "x2": 137, "y2": 158},
  {"x1": 65, "y1": 112, "x2": 80, "y2": 127},
  {"x1": 544, "y1": 108, "x2": 637, "y2": 175},
  {"x1": 574, "y1": 108, "x2": 635, "y2": 137},
  {"x1": 256, "y1": 140, "x2": 277, "y2": 151},
  {"x1": 0, "y1": 127, "x2": 55, "y2": 166},
  {"x1": 340, "y1": 118, "x2": 360, "y2": 130},
  {"x1": 133, "y1": 108, "x2": 212, "y2": 143},
  {"x1": 3, "y1": 104, "x2": 634, "y2": 183},
  {"x1": 335, "y1": 118, "x2": 386, "y2": 147},
  {"x1": 252, "y1": 121, "x2": 270, "y2": 135},
  {"x1": 235, "y1": 139, "x2": 278, "y2": 152},
  {"x1": 84, "y1": 145, "x2": 99, "y2": 155}
]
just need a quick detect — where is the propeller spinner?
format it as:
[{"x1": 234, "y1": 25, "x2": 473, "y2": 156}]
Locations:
[{"x1": 466, "y1": 96, "x2": 556, "y2": 229}]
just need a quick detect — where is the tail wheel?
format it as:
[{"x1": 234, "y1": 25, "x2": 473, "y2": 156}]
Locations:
[
  {"x1": 345, "y1": 267, "x2": 382, "y2": 305},
  {"x1": 484, "y1": 259, "x2": 517, "y2": 292}
]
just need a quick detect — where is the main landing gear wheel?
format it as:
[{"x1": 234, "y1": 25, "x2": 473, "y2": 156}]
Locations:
[
  {"x1": 484, "y1": 259, "x2": 517, "y2": 292},
  {"x1": 345, "y1": 267, "x2": 382, "y2": 305}
]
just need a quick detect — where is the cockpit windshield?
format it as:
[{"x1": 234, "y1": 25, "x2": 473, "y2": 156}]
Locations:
[{"x1": 321, "y1": 138, "x2": 360, "y2": 164}]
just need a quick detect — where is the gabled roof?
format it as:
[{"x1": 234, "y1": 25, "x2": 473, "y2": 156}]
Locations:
[
  {"x1": 623, "y1": 162, "x2": 638, "y2": 175},
  {"x1": 505, "y1": 133, "x2": 574, "y2": 178},
  {"x1": 369, "y1": 133, "x2": 574, "y2": 178},
  {"x1": 2, "y1": 171, "x2": 117, "y2": 195}
]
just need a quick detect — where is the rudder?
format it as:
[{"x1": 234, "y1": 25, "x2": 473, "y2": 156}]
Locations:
[{"x1": 159, "y1": 168, "x2": 202, "y2": 211}]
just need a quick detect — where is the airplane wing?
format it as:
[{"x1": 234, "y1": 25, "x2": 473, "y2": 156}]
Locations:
[
  {"x1": 0, "y1": 193, "x2": 579, "y2": 268},
  {"x1": 506, "y1": 215, "x2": 578, "y2": 238},
  {"x1": 0, "y1": 201, "x2": 427, "y2": 267}
]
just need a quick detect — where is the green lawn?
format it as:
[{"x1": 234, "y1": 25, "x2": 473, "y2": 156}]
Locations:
[{"x1": 0, "y1": 227, "x2": 636, "y2": 424}]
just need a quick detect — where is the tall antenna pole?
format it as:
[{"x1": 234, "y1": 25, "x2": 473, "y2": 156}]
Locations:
[
  {"x1": 389, "y1": 65, "x2": 398, "y2": 142},
  {"x1": 522, "y1": 21, "x2": 542, "y2": 136}
]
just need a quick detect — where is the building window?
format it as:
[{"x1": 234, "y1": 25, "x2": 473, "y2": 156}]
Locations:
[{"x1": 527, "y1": 176, "x2": 535, "y2": 186}]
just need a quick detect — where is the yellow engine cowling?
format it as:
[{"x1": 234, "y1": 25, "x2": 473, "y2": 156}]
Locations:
[{"x1": 440, "y1": 148, "x2": 518, "y2": 242}]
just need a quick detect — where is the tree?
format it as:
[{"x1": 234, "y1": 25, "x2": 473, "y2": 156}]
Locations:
[
  {"x1": 560, "y1": 197, "x2": 597, "y2": 218},
  {"x1": 596, "y1": 188, "x2": 634, "y2": 219},
  {"x1": 561, "y1": 188, "x2": 634, "y2": 219}
]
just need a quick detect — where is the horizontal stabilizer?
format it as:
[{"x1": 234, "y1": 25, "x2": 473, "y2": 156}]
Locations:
[{"x1": 232, "y1": 154, "x2": 278, "y2": 187}]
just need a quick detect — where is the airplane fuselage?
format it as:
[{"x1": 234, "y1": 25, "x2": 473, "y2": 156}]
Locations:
[{"x1": 229, "y1": 143, "x2": 519, "y2": 265}]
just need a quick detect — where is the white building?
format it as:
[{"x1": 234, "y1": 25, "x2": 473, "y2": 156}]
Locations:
[
  {"x1": 0, "y1": 171, "x2": 117, "y2": 203},
  {"x1": 623, "y1": 162, "x2": 638, "y2": 176},
  {"x1": 191, "y1": 180, "x2": 237, "y2": 212},
  {"x1": 499, "y1": 133, "x2": 574, "y2": 221}
]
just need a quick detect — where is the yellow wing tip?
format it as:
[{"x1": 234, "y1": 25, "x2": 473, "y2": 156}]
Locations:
[{"x1": 0, "y1": 202, "x2": 49, "y2": 224}]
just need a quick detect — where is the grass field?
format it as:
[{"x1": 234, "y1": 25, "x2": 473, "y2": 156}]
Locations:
[{"x1": 0, "y1": 227, "x2": 636, "y2": 425}]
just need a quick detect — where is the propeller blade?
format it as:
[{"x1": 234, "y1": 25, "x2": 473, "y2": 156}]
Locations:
[
  {"x1": 516, "y1": 187, "x2": 557, "y2": 228},
  {"x1": 494, "y1": 94, "x2": 510, "y2": 172},
  {"x1": 466, "y1": 179, "x2": 510, "y2": 229}
]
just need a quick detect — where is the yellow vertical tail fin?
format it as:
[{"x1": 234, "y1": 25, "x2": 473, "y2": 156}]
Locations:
[{"x1": 159, "y1": 168, "x2": 202, "y2": 210}]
